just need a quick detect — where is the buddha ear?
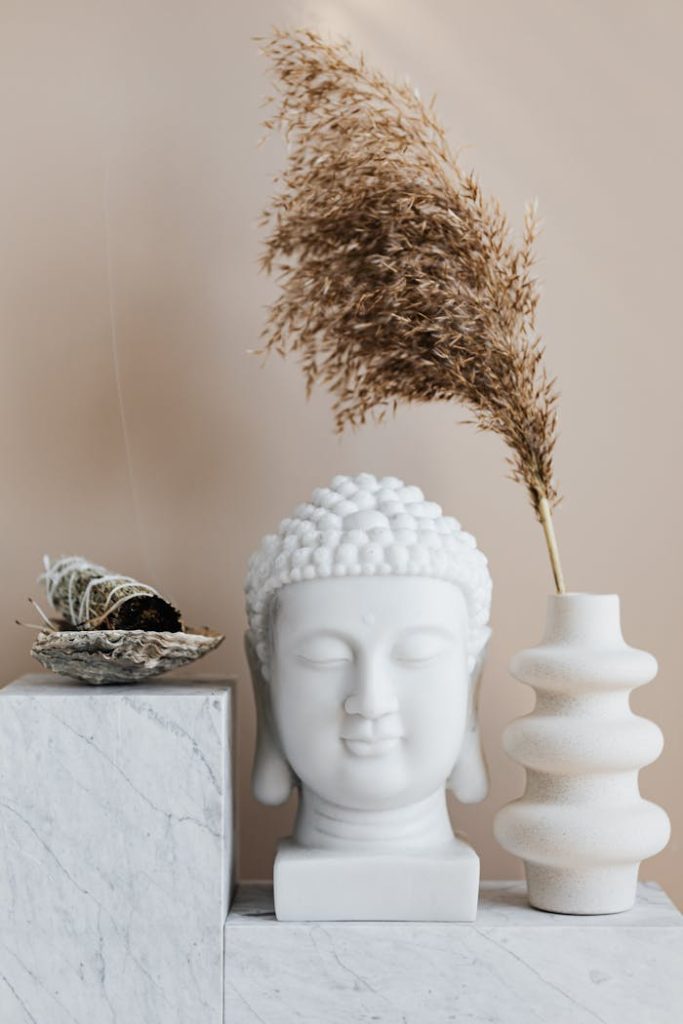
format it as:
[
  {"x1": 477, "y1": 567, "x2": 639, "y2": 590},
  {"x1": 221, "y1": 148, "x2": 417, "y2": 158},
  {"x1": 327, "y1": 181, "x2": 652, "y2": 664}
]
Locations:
[
  {"x1": 447, "y1": 633, "x2": 490, "y2": 804},
  {"x1": 245, "y1": 632, "x2": 295, "y2": 806}
]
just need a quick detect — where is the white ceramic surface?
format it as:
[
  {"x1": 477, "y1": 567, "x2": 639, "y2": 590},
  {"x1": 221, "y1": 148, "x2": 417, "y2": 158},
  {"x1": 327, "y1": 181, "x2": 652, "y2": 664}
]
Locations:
[
  {"x1": 495, "y1": 594, "x2": 670, "y2": 914},
  {"x1": 0, "y1": 674, "x2": 234, "y2": 1024},
  {"x1": 225, "y1": 882, "x2": 683, "y2": 1024},
  {"x1": 274, "y1": 835, "x2": 480, "y2": 921},
  {"x1": 245, "y1": 474, "x2": 492, "y2": 921}
]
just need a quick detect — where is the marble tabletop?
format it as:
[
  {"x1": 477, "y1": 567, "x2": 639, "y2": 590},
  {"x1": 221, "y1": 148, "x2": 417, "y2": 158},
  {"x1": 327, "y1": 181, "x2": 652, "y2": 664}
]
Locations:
[{"x1": 225, "y1": 882, "x2": 682, "y2": 1024}]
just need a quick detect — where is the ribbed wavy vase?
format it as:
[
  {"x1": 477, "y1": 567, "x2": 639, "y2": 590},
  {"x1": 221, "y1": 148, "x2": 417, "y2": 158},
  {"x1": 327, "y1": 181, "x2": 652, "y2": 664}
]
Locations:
[{"x1": 495, "y1": 593, "x2": 670, "y2": 914}]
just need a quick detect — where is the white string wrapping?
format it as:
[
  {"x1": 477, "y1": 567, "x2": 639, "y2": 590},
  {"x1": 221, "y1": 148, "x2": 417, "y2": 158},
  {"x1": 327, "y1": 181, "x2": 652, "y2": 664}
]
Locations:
[{"x1": 40, "y1": 555, "x2": 160, "y2": 628}]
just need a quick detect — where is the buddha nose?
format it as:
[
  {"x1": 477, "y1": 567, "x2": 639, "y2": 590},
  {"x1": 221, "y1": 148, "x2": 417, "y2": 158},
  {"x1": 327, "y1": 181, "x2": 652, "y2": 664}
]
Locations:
[{"x1": 344, "y1": 655, "x2": 399, "y2": 719}]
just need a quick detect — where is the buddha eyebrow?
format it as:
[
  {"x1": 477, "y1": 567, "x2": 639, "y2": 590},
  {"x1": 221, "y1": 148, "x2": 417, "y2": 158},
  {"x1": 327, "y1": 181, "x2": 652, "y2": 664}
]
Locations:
[
  {"x1": 290, "y1": 628, "x2": 355, "y2": 644},
  {"x1": 395, "y1": 625, "x2": 458, "y2": 638}
]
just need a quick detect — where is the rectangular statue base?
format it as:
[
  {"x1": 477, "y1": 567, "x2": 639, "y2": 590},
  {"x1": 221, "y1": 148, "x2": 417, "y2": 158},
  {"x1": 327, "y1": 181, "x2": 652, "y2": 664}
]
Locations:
[{"x1": 274, "y1": 836, "x2": 480, "y2": 921}]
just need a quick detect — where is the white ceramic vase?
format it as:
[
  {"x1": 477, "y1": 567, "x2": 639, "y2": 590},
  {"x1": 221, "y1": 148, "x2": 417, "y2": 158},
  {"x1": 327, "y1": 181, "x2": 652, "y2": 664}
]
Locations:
[{"x1": 494, "y1": 593, "x2": 670, "y2": 914}]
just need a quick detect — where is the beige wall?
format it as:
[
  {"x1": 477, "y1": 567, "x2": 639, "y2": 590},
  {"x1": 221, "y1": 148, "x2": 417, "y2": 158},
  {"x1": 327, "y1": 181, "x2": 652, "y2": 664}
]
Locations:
[{"x1": 1, "y1": 1, "x2": 681, "y2": 906}]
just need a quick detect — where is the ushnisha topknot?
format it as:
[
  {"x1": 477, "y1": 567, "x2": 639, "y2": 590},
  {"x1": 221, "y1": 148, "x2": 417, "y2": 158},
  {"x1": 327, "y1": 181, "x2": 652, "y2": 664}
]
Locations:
[{"x1": 245, "y1": 473, "x2": 492, "y2": 678}]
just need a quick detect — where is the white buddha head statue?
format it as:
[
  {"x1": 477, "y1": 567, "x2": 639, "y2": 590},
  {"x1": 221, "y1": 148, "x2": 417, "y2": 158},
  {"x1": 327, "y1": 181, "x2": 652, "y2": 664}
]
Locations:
[{"x1": 245, "y1": 474, "x2": 492, "y2": 848}]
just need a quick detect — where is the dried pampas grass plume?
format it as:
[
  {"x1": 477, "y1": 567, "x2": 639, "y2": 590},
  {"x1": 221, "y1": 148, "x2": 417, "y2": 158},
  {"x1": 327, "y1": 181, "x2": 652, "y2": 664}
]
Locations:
[{"x1": 258, "y1": 28, "x2": 565, "y2": 592}]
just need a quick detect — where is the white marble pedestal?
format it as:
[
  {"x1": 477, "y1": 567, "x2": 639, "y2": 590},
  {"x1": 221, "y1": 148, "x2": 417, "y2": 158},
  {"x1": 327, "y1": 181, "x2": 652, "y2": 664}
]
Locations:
[
  {"x1": 225, "y1": 882, "x2": 683, "y2": 1024},
  {"x1": 0, "y1": 674, "x2": 234, "y2": 1024}
]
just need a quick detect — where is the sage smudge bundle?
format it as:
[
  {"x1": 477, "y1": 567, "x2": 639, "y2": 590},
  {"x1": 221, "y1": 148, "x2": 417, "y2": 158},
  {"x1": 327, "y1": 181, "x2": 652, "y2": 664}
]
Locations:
[{"x1": 41, "y1": 556, "x2": 182, "y2": 631}]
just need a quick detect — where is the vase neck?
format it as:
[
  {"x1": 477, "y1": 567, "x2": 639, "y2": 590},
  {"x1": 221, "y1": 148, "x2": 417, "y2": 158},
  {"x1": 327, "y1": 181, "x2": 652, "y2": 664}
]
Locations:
[{"x1": 542, "y1": 593, "x2": 624, "y2": 646}]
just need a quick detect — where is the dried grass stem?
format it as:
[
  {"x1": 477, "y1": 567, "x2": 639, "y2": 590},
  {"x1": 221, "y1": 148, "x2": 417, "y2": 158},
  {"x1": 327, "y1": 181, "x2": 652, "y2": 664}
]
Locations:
[{"x1": 259, "y1": 29, "x2": 565, "y2": 592}]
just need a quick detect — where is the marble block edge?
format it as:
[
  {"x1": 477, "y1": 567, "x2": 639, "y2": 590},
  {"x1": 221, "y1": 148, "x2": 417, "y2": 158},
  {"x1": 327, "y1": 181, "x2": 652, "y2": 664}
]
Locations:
[{"x1": 228, "y1": 880, "x2": 681, "y2": 928}]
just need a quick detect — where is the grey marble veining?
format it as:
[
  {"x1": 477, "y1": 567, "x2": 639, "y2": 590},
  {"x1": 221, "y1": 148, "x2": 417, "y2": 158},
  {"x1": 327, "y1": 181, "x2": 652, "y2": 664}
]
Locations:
[
  {"x1": 0, "y1": 674, "x2": 234, "y2": 1024},
  {"x1": 225, "y1": 883, "x2": 683, "y2": 1024},
  {"x1": 230, "y1": 879, "x2": 679, "y2": 928}
]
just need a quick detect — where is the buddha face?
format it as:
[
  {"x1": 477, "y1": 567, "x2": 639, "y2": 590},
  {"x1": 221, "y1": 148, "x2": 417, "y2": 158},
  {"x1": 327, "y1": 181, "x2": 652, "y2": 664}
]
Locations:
[{"x1": 269, "y1": 574, "x2": 471, "y2": 811}]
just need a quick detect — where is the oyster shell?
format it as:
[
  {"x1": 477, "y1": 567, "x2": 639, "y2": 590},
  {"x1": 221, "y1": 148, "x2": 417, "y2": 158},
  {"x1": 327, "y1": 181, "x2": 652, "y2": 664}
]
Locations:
[{"x1": 31, "y1": 626, "x2": 224, "y2": 685}]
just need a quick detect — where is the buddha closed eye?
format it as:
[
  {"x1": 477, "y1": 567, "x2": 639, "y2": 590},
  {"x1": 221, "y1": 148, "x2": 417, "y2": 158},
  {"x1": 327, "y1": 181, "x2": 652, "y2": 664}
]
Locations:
[
  {"x1": 295, "y1": 635, "x2": 353, "y2": 667},
  {"x1": 391, "y1": 629, "x2": 457, "y2": 665}
]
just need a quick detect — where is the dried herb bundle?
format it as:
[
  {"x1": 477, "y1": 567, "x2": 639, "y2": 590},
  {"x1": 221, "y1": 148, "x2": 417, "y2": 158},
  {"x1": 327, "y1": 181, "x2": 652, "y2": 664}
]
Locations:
[
  {"x1": 259, "y1": 29, "x2": 565, "y2": 591},
  {"x1": 40, "y1": 556, "x2": 182, "y2": 631}
]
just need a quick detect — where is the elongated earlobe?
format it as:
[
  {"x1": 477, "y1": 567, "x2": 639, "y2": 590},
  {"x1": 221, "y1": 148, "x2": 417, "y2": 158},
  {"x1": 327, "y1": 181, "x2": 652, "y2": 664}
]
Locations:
[
  {"x1": 447, "y1": 636, "x2": 490, "y2": 804},
  {"x1": 245, "y1": 633, "x2": 295, "y2": 806}
]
